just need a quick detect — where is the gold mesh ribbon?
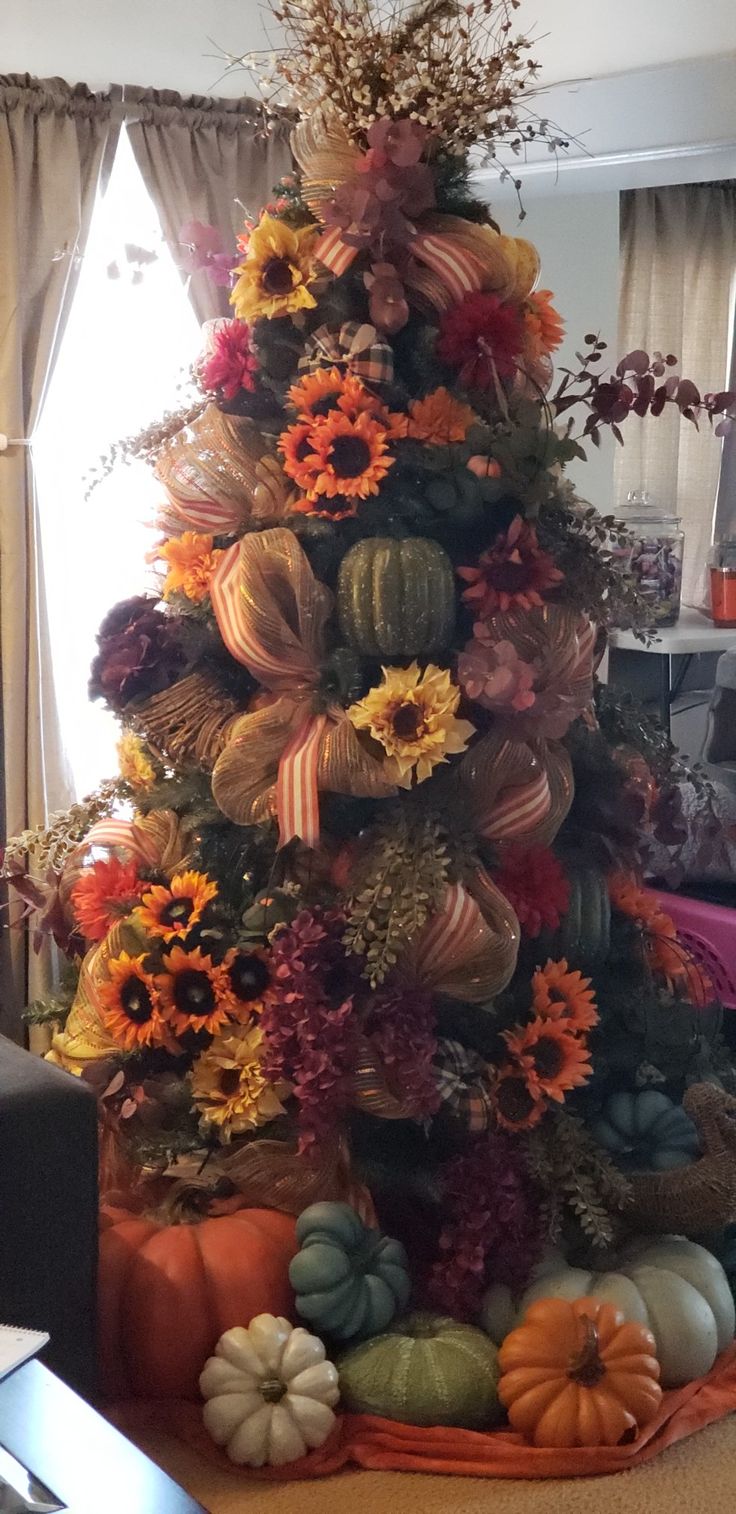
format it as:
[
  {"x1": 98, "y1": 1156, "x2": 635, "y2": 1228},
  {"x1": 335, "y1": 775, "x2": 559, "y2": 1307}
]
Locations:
[
  {"x1": 454, "y1": 730, "x2": 573, "y2": 850},
  {"x1": 155, "y1": 404, "x2": 287, "y2": 535},
  {"x1": 47, "y1": 918, "x2": 149, "y2": 1073},
  {"x1": 401, "y1": 871, "x2": 520, "y2": 1004},
  {"x1": 486, "y1": 604, "x2": 596, "y2": 741},
  {"x1": 350, "y1": 1037, "x2": 417, "y2": 1120},
  {"x1": 214, "y1": 1134, "x2": 377, "y2": 1226},
  {"x1": 210, "y1": 529, "x2": 395, "y2": 842},
  {"x1": 130, "y1": 671, "x2": 241, "y2": 771}
]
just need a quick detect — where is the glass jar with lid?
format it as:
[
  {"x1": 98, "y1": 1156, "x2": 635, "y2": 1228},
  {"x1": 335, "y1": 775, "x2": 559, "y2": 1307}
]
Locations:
[
  {"x1": 616, "y1": 490, "x2": 685, "y2": 628},
  {"x1": 709, "y1": 538, "x2": 736, "y2": 626}
]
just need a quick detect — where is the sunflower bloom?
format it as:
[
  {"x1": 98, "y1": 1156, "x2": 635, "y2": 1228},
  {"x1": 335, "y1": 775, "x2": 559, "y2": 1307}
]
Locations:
[
  {"x1": 191, "y1": 1023, "x2": 289, "y2": 1138},
  {"x1": 157, "y1": 944, "x2": 236, "y2": 1037},
  {"x1": 531, "y1": 957, "x2": 599, "y2": 1033},
  {"x1": 280, "y1": 420, "x2": 321, "y2": 493},
  {"x1": 117, "y1": 731, "x2": 156, "y2": 790},
  {"x1": 230, "y1": 215, "x2": 318, "y2": 322},
  {"x1": 310, "y1": 410, "x2": 394, "y2": 500},
  {"x1": 135, "y1": 870, "x2": 218, "y2": 941},
  {"x1": 407, "y1": 387, "x2": 476, "y2": 444},
  {"x1": 71, "y1": 857, "x2": 146, "y2": 943},
  {"x1": 99, "y1": 951, "x2": 171, "y2": 1051},
  {"x1": 457, "y1": 516, "x2": 564, "y2": 617},
  {"x1": 503, "y1": 1016, "x2": 594, "y2": 1102},
  {"x1": 158, "y1": 531, "x2": 223, "y2": 604},
  {"x1": 608, "y1": 871, "x2": 691, "y2": 984},
  {"x1": 523, "y1": 289, "x2": 565, "y2": 359},
  {"x1": 492, "y1": 1066, "x2": 546, "y2": 1133},
  {"x1": 348, "y1": 661, "x2": 475, "y2": 787},
  {"x1": 289, "y1": 367, "x2": 407, "y2": 437}
]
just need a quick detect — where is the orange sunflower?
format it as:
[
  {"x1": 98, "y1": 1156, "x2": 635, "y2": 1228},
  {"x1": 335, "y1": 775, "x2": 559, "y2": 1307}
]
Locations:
[
  {"x1": 135, "y1": 870, "x2": 218, "y2": 941},
  {"x1": 457, "y1": 516, "x2": 564, "y2": 618},
  {"x1": 503, "y1": 1016, "x2": 593, "y2": 1102},
  {"x1": 288, "y1": 368, "x2": 407, "y2": 438},
  {"x1": 280, "y1": 420, "x2": 320, "y2": 492},
  {"x1": 492, "y1": 1065, "x2": 546, "y2": 1132},
  {"x1": 157, "y1": 944, "x2": 236, "y2": 1038},
  {"x1": 407, "y1": 387, "x2": 476, "y2": 444},
  {"x1": 531, "y1": 957, "x2": 599, "y2": 1033},
  {"x1": 310, "y1": 410, "x2": 394, "y2": 500},
  {"x1": 71, "y1": 857, "x2": 146, "y2": 943},
  {"x1": 607, "y1": 872, "x2": 684, "y2": 981},
  {"x1": 523, "y1": 289, "x2": 565, "y2": 360},
  {"x1": 222, "y1": 947, "x2": 271, "y2": 1009},
  {"x1": 158, "y1": 531, "x2": 223, "y2": 604},
  {"x1": 99, "y1": 951, "x2": 171, "y2": 1051}
]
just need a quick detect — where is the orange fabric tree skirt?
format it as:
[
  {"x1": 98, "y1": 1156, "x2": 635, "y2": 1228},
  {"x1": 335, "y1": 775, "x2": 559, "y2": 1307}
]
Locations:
[{"x1": 111, "y1": 1342, "x2": 736, "y2": 1482}]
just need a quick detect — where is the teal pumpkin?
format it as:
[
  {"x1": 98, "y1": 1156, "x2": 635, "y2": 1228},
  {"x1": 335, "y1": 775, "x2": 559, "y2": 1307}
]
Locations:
[
  {"x1": 591, "y1": 1089, "x2": 700, "y2": 1171},
  {"x1": 336, "y1": 537, "x2": 455, "y2": 657},
  {"x1": 338, "y1": 1312, "x2": 502, "y2": 1429},
  {"x1": 541, "y1": 862, "x2": 611, "y2": 967},
  {"x1": 289, "y1": 1201, "x2": 411, "y2": 1341}
]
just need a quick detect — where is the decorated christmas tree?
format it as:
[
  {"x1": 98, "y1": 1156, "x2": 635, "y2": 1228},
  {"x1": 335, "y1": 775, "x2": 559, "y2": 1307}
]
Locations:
[{"x1": 8, "y1": 0, "x2": 736, "y2": 1475}]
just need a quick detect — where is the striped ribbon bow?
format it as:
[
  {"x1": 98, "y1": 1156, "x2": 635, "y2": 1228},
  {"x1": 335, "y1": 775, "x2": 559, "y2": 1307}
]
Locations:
[{"x1": 209, "y1": 528, "x2": 394, "y2": 848}]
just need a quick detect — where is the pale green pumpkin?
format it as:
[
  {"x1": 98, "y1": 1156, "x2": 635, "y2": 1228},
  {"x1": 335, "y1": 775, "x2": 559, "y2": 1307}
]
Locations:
[
  {"x1": 337, "y1": 537, "x2": 455, "y2": 658},
  {"x1": 337, "y1": 1312, "x2": 502, "y2": 1429}
]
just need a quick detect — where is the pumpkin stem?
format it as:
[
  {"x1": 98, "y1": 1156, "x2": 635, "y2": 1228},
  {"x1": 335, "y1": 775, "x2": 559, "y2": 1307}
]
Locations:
[
  {"x1": 260, "y1": 1377, "x2": 287, "y2": 1404},
  {"x1": 567, "y1": 1316, "x2": 605, "y2": 1387}
]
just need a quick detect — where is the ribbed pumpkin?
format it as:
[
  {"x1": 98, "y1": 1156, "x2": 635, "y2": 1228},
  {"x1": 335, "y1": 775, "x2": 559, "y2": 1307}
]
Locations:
[
  {"x1": 481, "y1": 1235, "x2": 735, "y2": 1388},
  {"x1": 289, "y1": 1201, "x2": 411, "y2": 1342},
  {"x1": 98, "y1": 1203, "x2": 297, "y2": 1400},
  {"x1": 540, "y1": 862, "x2": 611, "y2": 967},
  {"x1": 591, "y1": 1090, "x2": 700, "y2": 1171},
  {"x1": 337, "y1": 537, "x2": 455, "y2": 657},
  {"x1": 338, "y1": 1312, "x2": 502, "y2": 1429}
]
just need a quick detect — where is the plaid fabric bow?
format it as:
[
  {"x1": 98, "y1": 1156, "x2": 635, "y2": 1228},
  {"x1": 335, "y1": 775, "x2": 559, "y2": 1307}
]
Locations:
[
  {"x1": 298, "y1": 321, "x2": 394, "y2": 388},
  {"x1": 433, "y1": 1038, "x2": 493, "y2": 1133}
]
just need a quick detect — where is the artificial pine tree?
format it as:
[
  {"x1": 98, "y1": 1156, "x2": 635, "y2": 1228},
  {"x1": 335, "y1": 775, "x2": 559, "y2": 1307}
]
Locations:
[{"x1": 8, "y1": 0, "x2": 736, "y2": 1468}]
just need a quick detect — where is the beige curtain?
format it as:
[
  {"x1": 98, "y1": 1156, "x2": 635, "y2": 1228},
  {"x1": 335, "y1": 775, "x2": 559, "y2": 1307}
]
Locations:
[
  {"x1": 125, "y1": 88, "x2": 293, "y2": 323},
  {"x1": 615, "y1": 184, "x2": 736, "y2": 605},
  {"x1": 0, "y1": 75, "x2": 120, "y2": 1041}
]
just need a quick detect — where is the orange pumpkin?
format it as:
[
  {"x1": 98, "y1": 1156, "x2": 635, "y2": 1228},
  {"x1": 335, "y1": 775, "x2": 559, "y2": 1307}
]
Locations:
[
  {"x1": 498, "y1": 1296, "x2": 662, "y2": 1448},
  {"x1": 98, "y1": 1203, "x2": 297, "y2": 1400}
]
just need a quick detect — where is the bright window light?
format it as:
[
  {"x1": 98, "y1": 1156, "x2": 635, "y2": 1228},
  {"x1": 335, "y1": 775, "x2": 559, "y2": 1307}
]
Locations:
[{"x1": 34, "y1": 127, "x2": 200, "y2": 798}]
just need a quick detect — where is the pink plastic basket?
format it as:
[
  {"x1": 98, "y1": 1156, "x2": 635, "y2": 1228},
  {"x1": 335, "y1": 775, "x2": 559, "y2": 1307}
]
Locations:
[{"x1": 649, "y1": 890, "x2": 736, "y2": 1010}]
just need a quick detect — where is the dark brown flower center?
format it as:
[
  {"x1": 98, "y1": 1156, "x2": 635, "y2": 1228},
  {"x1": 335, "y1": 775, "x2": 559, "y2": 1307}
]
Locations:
[
  {"x1": 496, "y1": 1074, "x2": 537, "y2": 1125},
  {"x1": 120, "y1": 976, "x2": 154, "y2": 1025},
  {"x1": 173, "y1": 968, "x2": 216, "y2": 1019},
  {"x1": 310, "y1": 393, "x2": 341, "y2": 417},
  {"x1": 530, "y1": 1035, "x2": 564, "y2": 1079},
  {"x1": 219, "y1": 1067, "x2": 242, "y2": 1097},
  {"x1": 160, "y1": 896, "x2": 194, "y2": 928},
  {"x1": 261, "y1": 256, "x2": 296, "y2": 295},
  {"x1": 329, "y1": 434, "x2": 371, "y2": 478},
  {"x1": 391, "y1": 701, "x2": 423, "y2": 740},
  {"x1": 228, "y1": 952, "x2": 270, "y2": 1002},
  {"x1": 487, "y1": 559, "x2": 531, "y2": 593}
]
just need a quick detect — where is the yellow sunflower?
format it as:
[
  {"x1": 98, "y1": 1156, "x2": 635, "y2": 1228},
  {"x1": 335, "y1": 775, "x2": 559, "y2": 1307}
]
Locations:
[
  {"x1": 191, "y1": 1022, "x2": 289, "y2": 1139},
  {"x1": 158, "y1": 531, "x2": 223, "y2": 604},
  {"x1": 311, "y1": 410, "x2": 394, "y2": 500},
  {"x1": 135, "y1": 870, "x2": 218, "y2": 941},
  {"x1": 117, "y1": 731, "x2": 156, "y2": 790},
  {"x1": 230, "y1": 215, "x2": 318, "y2": 322},
  {"x1": 98, "y1": 951, "x2": 171, "y2": 1052},
  {"x1": 407, "y1": 387, "x2": 476, "y2": 444},
  {"x1": 348, "y1": 662, "x2": 475, "y2": 787},
  {"x1": 157, "y1": 944, "x2": 236, "y2": 1038}
]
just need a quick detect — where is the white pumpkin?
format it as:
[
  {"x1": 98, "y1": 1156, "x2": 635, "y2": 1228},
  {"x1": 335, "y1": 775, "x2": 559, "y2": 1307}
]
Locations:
[
  {"x1": 199, "y1": 1313, "x2": 340, "y2": 1468},
  {"x1": 480, "y1": 1236, "x2": 735, "y2": 1390}
]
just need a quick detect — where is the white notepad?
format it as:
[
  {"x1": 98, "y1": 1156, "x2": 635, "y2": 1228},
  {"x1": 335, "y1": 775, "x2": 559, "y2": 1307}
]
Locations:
[{"x1": 0, "y1": 1325, "x2": 49, "y2": 1382}]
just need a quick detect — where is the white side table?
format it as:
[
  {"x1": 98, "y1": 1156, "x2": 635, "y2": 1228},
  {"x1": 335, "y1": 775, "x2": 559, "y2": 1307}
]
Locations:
[{"x1": 608, "y1": 608, "x2": 736, "y2": 734}]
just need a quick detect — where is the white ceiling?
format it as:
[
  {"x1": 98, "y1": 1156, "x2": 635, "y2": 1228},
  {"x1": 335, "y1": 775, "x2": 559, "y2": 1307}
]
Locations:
[{"x1": 3, "y1": 0, "x2": 736, "y2": 97}]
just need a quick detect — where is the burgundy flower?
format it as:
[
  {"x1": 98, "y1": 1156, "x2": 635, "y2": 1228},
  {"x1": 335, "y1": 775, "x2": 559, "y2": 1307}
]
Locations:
[
  {"x1": 89, "y1": 597, "x2": 186, "y2": 712},
  {"x1": 364, "y1": 987, "x2": 440, "y2": 1119},
  {"x1": 199, "y1": 318, "x2": 258, "y2": 399},
  {"x1": 437, "y1": 292, "x2": 526, "y2": 389},
  {"x1": 491, "y1": 846, "x2": 571, "y2": 939}
]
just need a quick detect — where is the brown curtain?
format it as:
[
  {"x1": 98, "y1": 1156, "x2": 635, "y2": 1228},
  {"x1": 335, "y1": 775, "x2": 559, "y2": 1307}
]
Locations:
[
  {"x1": 124, "y1": 87, "x2": 293, "y2": 323},
  {"x1": 0, "y1": 75, "x2": 120, "y2": 1041},
  {"x1": 615, "y1": 185, "x2": 736, "y2": 606}
]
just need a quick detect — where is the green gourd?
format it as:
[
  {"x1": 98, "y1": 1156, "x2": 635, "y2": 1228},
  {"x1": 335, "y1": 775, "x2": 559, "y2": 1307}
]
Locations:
[
  {"x1": 591, "y1": 1089, "x2": 700, "y2": 1171},
  {"x1": 338, "y1": 1312, "x2": 503, "y2": 1429},
  {"x1": 289, "y1": 1201, "x2": 411, "y2": 1342},
  {"x1": 337, "y1": 537, "x2": 455, "y2": 658},
  {"x1": 540, "y1": 862, "x2": 611, "y2": 967}
]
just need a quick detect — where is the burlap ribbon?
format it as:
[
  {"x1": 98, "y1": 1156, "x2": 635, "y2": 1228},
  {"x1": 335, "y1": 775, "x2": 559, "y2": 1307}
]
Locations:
[
  {"x1": 291, "y1": 111, "x2": 539, "y2": 316},
  {"x1": 298, "y1": 320, "x2": 394, "y2": 386},
  {"x1": 210, "y1": 528, "x2": 395, "y2": 846},
  {"x1": 155, "y1": 403, "x2": 290, "y2": 534},
  {"x1": 402, "y1": 871, "x2": 520, "y2": 1004},
  {"x1": 46, "y1": 917, "x2": 151, "y2": 1073}
]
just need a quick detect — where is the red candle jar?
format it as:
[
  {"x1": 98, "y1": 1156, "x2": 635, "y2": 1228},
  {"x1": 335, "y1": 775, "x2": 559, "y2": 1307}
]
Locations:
[{"x1": 709, "y1": 540, "x2": 736, "y2": 627}]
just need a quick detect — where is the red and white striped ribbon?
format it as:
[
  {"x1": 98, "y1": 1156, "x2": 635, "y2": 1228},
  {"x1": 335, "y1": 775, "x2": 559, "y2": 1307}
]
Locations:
[
  {"x1": 480, "y1": 768, "x2": 552, "y2": 842},
  {"x1": 275, "y1": 712, "x2": 328, "y2": 849},
  {"x1": 315, "y1": 226, "x2": 359, "y2": 278},
  {"x1": 411, "y1": 233, "x2": 487, "y2": 304},
  {"x1": 81, "y1": 818, "x2": 162, "y2": 868},
  {"x1": 419, "y1": 884, "x2": 479, "y2": 980}
]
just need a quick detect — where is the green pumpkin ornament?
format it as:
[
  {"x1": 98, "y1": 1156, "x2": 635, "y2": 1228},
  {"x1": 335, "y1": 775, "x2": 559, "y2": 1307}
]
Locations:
[
  {"x1": 539, "y1": 861, "x2": 611, "y2": 968},
  {"x1": 591, "y1": 1089, "x2": 700, "y2": 1171},
  {"x1": 337, "y1": 537, "x2": 455, "y2": 658},
  {"x1": 338, "y1": 1312, "x2": 502, "y2": 1429},
  {"x1": 289, "y1": 1201, "x2": 411, "y2": 1341}
]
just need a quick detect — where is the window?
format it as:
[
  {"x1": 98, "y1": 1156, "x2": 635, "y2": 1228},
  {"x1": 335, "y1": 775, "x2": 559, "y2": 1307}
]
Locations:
[{"x1": 34, "y1": 127, "x2": 200, "y2": 798}]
